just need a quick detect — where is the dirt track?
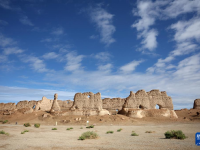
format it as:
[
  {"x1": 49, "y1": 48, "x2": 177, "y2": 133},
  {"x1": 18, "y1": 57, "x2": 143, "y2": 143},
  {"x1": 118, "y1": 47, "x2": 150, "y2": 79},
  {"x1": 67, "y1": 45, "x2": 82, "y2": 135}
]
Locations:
[{"x1": 0, "y1": 123, "x2": 200, "y2": 150}]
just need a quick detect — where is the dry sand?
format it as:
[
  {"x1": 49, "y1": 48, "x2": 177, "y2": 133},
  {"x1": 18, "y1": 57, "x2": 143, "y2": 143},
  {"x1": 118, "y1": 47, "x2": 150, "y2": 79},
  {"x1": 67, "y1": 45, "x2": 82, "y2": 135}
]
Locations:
[{"x1": 0, "y1": 123, "x2": 199, "y2": 150}]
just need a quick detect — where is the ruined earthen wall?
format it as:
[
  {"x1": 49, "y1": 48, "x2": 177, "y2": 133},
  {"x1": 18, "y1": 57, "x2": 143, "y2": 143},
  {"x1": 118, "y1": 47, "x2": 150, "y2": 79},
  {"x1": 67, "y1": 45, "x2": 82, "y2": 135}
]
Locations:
[
  {"x1": 102, "y1": 98, "x2": 126, "y2": 111},
  {"x1": 193, "y1": 99, "x2": 200, "y2": 109},
  {"x1": 57, "y1": 100, "x2": 73, "y2": 110},
  {"x1": 71, "y1": 92, "x2": 102, "y2": 110},
  {"x1": 35, "y1": 96, "x2": 53, "y2": 111},
  {"x1": 122, "y1": 89, "x2": 173, "y2": 110},
  {"x1": 16, "y1": 100, "x2": 38, "y2": 109},
  {"x1": 0, "y1": 103, "x2": 16, "y2": 110}
]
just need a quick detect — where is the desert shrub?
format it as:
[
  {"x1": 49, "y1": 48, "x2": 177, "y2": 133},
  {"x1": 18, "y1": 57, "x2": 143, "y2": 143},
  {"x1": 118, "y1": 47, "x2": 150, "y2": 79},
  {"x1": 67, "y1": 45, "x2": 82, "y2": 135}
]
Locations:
[
  {"x1": 145, "y1": 131, "x2": 155, "y2": 133},
  {"x1": 52, "y1": 128, "x2": 57, "y2": 130},
  {"x1": 78, "y1": 136, "x2": 85, "y2": 140},
  {"x1": 106, "y1": 131, "x2": 114, "y2": 134},
  {"x1": 164, "y1": 130, "x2": 186, "y2": 140},
  {"x1": 0, "y1": 130, "x2": 6, "y2": 134},
  {"x1": 117, "y1": 128, "x2": 123, "y2": 132},
  {"x1": 66, "y1": 128, "x2": 71, "y2": 130},
  {"x1": 21, "y1": 130, "x2": 29, "y2": 134},
  {"x1": 131, "y1": 131, "x2": 139, "y2": 136},
  {"x1": 86, "y1": 125, "x2": 94, "y2": 128},
  {"x1": 80, "y1": 127, "x2": 83, "y2": 129},
  {"x1": 0, "y1": 130, "x2": 9, "y2": 135},
  {"x1": 34, "y1": 123, "x2": 40, "y2": 128},
  {"x1": 3, "y1": 120, "x2": 8, "y2": 124},
  {"x1": 78, "y1": 131, "x2": 98, "y2": 140},
  {"x1": 70, "y1": 127, "x2": 73, "y2": 129},
  {"x1": 5, "y1": 133, "x2": 9, "y2": 136},
  {"x1": 24, "y1": 123, "x2": 31, "y2": 127}
]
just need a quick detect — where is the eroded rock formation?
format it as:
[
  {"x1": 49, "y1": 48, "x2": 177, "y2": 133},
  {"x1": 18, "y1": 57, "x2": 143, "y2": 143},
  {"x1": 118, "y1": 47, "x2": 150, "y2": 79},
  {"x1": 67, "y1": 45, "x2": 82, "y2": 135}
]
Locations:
[
  {"x1": 193, "y1": 99, "x2": 200, "y2": 109},
  {"x1": 50, "y1": 93, "x2": 60, "y2": 113}
]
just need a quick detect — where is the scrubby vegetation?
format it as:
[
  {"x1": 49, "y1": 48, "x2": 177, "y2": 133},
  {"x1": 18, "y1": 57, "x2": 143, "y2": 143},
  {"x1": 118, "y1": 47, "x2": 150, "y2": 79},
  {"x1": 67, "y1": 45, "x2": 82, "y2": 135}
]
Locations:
[
  {"x1": 86, "y1": 125, "x2": 94, "y2": 128},
  {"x1": 117, "y1": 128, "x2": 123, "y2": 132},
  {"x1": 21, "y1": 130, "x2": 29, "y2": 134},
  {"x1": 52, "y1": 128, "x2": 57, "y2": 130},
  {"x1": 24, "y1": 123, "x2": 31, "y2": 127},
  {"x1": 164, "y1": 130, "x2": 187, "y2": 140},
  {"x1": 3, "y1": 120, "x2": 8, "y2": 124},
  {"x1": 80, "y1": 127, "x2": 83, "y2": 129},
  {"x1": 0, "y1": 130, "x2": 9, "y2": 135},
  {"x1": 106, "y1": 131, "x2": 114, "y2": 134},
  {"x1": 34, "y1": 123, "x2": 40, "y2": 128},
  {"x1": 145, "y1": 131, "x2": 155, "y2": 133},
  {"x1": 131, "y1": 131, "x2": 139, "y2": 136},
  {"x1": 78, "y1": 131, "x2": 98, "y2": 140}
]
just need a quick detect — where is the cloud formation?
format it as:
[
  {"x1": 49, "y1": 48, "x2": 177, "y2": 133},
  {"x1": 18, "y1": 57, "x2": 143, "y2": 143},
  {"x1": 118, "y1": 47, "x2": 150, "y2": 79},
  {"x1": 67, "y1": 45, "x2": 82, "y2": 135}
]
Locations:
[{"x1": 90, "y1": 6, "x2": 116, "y2": 46}]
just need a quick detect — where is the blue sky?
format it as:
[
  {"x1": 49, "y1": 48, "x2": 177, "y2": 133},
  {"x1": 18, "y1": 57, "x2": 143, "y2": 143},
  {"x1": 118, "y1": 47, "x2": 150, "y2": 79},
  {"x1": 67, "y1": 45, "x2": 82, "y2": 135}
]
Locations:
[{"x1": 0, "y1": 0, "x2": 200, "y2": 109}]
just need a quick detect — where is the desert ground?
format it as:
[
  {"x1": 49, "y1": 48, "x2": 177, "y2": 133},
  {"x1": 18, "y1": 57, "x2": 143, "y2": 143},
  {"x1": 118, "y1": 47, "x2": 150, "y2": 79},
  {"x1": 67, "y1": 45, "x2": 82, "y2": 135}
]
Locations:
[{"x1": 0, "y1": 109, "x2": 200, "y2": 150}]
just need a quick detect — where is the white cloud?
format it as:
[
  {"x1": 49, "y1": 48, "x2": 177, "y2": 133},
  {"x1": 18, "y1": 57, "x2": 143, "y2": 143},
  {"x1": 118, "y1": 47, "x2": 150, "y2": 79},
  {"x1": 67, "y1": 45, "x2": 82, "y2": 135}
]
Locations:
[
  {"x1": 0, "y1": 55, "x2": 7, "y2": 63},
  {"x1": 120, "y1": 60, "x2": 144, "y2": 74},
  {"x1": 0, "y1": 34, "x2": 15, "y2": 47},
  {"x1": 171, "y1": 17, "x2": 200, "y2": 42},
  {"x1": 131, "y1": 0, "x2": 165, "y2": 51},
  {"x1": 0, "y1": 20, "x2": 8, "y2": 25},
  {"x1": 51, "y1": 27, "x2": 64, "y2": 36},
  {"x1": 43, "y1": 52, "x2": 59, "y2": 59},
  {"x1": 0, "y1": 0, "x2": 11, "y2": 9},
  {"x1": 3, "y1": 47, "x2": 24, "y2": 55},
  {"x1": 90, "y1": 6, "x2": 116, "y2": 46},
  {"x1": 173, "y1": 53, "x2": 200, "y2": 80},
  {"x1": 94, "y1": 51, "x2": 111, "y2": 62},
  {"x1": 141, "y1": 29, "x2": 158, "y2": 51},
  {"x1": 98, "y1": 63, "x2": 112, "y2": 72},
  {"x1": 19, "y1": 16, "x2": 34, "y2": 26},
  {"x1": 147, "y1": 17, "x2": 200, "y2": 74},
  {"x1": 22, "y1": 55, "x2": 50, "y2": 73},
  {"x1": 164, "y1": 0, "x2": 200, "y2": 18},
  {"x1": 90, "y1": 35, "x2": 99, "y2": 39},
  {"x1": 64, "y1": 51, "x2": 84, "y2": 72},
  {"x1": 41, "y1": 38, "x2": 52, "y2": 42}
]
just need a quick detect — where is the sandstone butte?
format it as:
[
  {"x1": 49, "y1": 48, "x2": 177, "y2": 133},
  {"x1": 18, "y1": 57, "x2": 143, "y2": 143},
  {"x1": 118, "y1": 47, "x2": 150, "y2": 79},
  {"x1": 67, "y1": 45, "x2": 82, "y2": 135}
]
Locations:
[{"x1": 0, "y1": 89, "x2": 199, "y2": 118}]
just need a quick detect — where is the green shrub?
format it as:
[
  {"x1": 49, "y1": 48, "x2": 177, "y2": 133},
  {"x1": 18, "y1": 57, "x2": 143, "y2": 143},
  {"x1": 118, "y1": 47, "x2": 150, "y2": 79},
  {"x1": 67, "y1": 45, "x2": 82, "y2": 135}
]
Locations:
[
  {"x1": 80, "y1": 127, "x2": 83, "y2": 129},
  {"x1": 131, "y1": 131, "x2": 139, "y2": 136},
  {"x1": 164, "y1": 130, "x2": 187, "y2": 140},
  {"x1": 24, "y1": 123, "x2": 31, "y2": 127},
  {"x1": 117, "y1": 128, "x2": 123, "y2": 132},
  {"x1": 5, "y1": 133, "x2": 9, "y2": 136},
  {"x1": 78, "y1": 136, "x2": 85, "y2": 140},
  {"x1": 0, "y1": 130, "x2": 6, "y2": 134},
  {"x1": 21, "y1": 131, "x2": 25, "y2": 134},
  {"x1": 0, "y1": 130, "x2": 9, "y2": 136},
  {"x1": 106, "y1": 131, "x2": 114, "y2": 134},
  {"x1": 86, "y1": 125, "x2": 94, "y2": 128},
  {"x1": 78, "y1": 131, "x2": 98, "y2": 140},
  {"x1": 3, "y1": 120, "x2": 8, "y2": 124},
  {"x1": 24, "y1": 130, "x2": 29, "y2": 132},
  {"x1": 52, "y1": 128, "x2": 57, "y2": 130},
  {"x1": 34, "y1": 123, "x2": 40, "y2": 128},
  {"x1": 66, "y1": 128, "x2": 71, "y2": 130},
  {"x1": 70, "y1": 127, "x2": 73, "y2": 129}
]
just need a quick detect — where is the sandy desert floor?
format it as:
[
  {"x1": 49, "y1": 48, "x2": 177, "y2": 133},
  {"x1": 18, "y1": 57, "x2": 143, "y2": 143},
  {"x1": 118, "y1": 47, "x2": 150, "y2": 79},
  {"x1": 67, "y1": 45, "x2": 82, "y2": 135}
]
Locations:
[{"x1": 0, "y1": 123, "x2": 200, "y2": 150}]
